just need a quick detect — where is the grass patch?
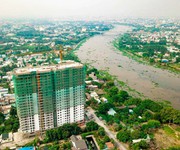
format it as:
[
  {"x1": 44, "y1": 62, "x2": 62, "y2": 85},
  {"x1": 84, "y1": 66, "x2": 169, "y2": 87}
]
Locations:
[
  {"x1": 81, "y1": 131, "x2": 95, "y2": 139},
  {"x1": 118, "y1": 80, "x2": 126, "y2": 86},
  {"x1": 175, "y1": 127, "x2": 180, "y2": 132},
  {"x1": 163, "y1": 125, "x2": 175, "y2": 136},
  {"x1": 118, "y1": 65, "x2": 122, "y2": 68}
]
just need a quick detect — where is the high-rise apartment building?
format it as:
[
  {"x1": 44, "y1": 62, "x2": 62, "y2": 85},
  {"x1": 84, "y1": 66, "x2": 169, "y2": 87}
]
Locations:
[{"x1": 13, "y1": 61, "x2": 85, "y2": 133}]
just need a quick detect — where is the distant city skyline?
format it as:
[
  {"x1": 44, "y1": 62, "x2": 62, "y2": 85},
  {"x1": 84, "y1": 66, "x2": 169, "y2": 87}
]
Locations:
[{"x1": 0, "y1": 0, "x2": 180, "y2": 19}]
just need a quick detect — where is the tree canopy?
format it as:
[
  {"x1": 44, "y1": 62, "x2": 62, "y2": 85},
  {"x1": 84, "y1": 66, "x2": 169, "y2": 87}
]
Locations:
[
  {"x1": 86, "y1": 121, "x2": 99, "y2": 132},
  {"x1": 0, "y1": 112, "x2": 5, "y2": 125},
  {"x1": 117, "y1": 129, "x2": 131, "y2": 143},
  {"x1": 45, "y1": 123, "x2": 81, "y2": 142}
]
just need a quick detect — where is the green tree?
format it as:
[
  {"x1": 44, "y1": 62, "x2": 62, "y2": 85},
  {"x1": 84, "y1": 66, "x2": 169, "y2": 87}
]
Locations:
[
  {"x1": 112, "y1": 90, "x2": 130, "y2": 103},
  {"x1": 98, "y1": 103, "x2": 113, "y2": 114},
  {"x1": 106, "y1": 81, "x2": 114, "y2": 88},
  {"x1": 159, "y1": 107, "x2": 180, "y2": 124},
  {"x1": 62, "y1": 142, "x2": 71, "y2": 150},
  {"x1": 45, "y1": 129, "x2": 58, "y2": 142},
  {"x1": 0, "y1": 126, "x2": 5, "y2": 135},
  {"x1": 62, "y1": 130, "x2": 70, "y2": 139},
  {"x1": 147, "y1": 120, "x2": 160, "y2": 128},
  {"x1": 87, "y1": 98, "x2": 98, "y2": 109},
  {"x1": 109, "y1": 87, "x2": 118, "y2": 96},
  {"x1": 132, "y1": 140, "x2": 149, "y2": 150},
  {"x1": 176, "y1": 57, "x2": 180, "y2": 63},
  {"x1": 103, "y1": 135, "x2": 110, "y2": 143},
  {"x1": 87, "y1": 77, "x2": 93, "y2": 81},
  {"x1": 143, "y1": 111, "x2": 154, "y2": 121},
  {"x1": 113, "y1": 123, "x2": 123, "y2": 132},
  {"x1": 87, "y1": 67, "x2": 99, "y2": 75},
  {"x1": 98, "y1": 127, "x2": 105, "y2": 136},
  {"x1": 72, "y1": 123, "x2": 81, "y2": 135},
  {"x1": 92, "y1": 81, "x2": 103, "y2": 88},
  {"x1": 124, "y1": 98, "x2": 142, "y2": 106},
  {"x1": 130, "y1": 130, "x2": 146, "y2": 139},
  {"x1": 118, "y1": 90, "x2": 129, "y2": 100},
  {"x1": 131, "y1": 130, "x2": 141, "y2": 139},
  {"x1": 12, "y1": 122, "x2": 19, "y2": 132},
  {"x1": 10, "y1": 106, "x2": 17, "y2": 117},
  {"x1": 5, "y1": 124, "x2": 12, "y2": 132},
  {"x1": 134, "y1": 99, "x2": 162, "y2": 116},
  {"x1": 117, "y1": 130, "x2": 131, "y2": 143},
  {"x1": 0, "y1": 112, "x2": 5, "y2": 125},
  {"x1": 49, "y1": 144, "x2": 59, "y2": 150},
  {"x1": 33, "y1": 137, "x2": 41, "y2": 146},
  {"x1": 142, "y1": 120, "x2": 161, "y2": 132},
  {"x1": 149, "y1": 58, "x2": 155, "y2": 63},
  {"x1": 86, "y1": 121, "x2": 99, "y2": 132},
  {"x1": 45, "y1": 123, "x2": 82, "y2": 142},
  {"x1": 57, "y1": 127, "x2": 62, "y2": 139}
]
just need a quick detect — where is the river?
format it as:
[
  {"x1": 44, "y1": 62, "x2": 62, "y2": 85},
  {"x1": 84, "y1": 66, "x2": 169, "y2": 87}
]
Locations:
[{"x1": 75, "y1": 25, "x2": 180, "y2": 109}]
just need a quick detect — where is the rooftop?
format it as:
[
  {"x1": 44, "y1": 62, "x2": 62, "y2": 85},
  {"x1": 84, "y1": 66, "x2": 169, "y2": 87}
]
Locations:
[
  {"x1": 13, "y1": 60, "x2": 83, "y2": 75},
  {"x1": 2, "y1": 133, "x2": 9, "y2": 140},
  {"x1": 105, "y1": 142, "x2": 114, "y2": 149},
  {"x1": 70, "y1": 135, "x2": 88, "y2": 150},
  {"x1": 108, "y1": 108, "x2": 116, "y2": 116}
]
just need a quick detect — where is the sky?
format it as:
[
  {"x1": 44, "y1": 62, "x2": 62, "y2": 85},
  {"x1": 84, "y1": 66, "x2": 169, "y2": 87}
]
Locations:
[{"x1": 0, "y1": 0, "x2": 180, "y2": 19}]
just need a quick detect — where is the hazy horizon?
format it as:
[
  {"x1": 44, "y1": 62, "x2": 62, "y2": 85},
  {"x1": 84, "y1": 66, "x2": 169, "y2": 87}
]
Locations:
[{"x1": 0, "y1": 0, "x2": 180, "y2": 19}]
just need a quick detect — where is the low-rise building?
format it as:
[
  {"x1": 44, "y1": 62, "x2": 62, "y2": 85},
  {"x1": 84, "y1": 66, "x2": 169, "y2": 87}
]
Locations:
[
  {"x1": 70, "y1": 135, "x2": 88, "y2": 150},
  {"x1": 0, "y1": 88, "x2": 8, "y2": 98},
  {"x1": 0, "y1": 132, "x2": 13, "y2": 143},
  {"x1": 108, "y1": 108, "x2": 116, "y2": 116},
  {"x1": 101, "y1": 97, "x2": 108, "y2": 103},
  {"x1": 87, "y1": 85, "x2": 98, "y2": 91},
  {"x1": 90, "y1": 92, "x2": 101, "y2": 103},
  {"x1": 105, "y1": 142, "x2": 114, "y2": 150}
]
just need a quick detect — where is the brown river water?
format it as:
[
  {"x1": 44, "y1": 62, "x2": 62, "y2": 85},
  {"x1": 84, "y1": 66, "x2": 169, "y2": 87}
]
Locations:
[{"x1": 75, "y1": 25, "x2": 180, "y2": 109}]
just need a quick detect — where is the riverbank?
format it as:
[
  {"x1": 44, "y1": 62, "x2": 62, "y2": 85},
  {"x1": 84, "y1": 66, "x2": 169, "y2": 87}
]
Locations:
[
  {"x1": 74, "y1": 37, "x2": 90, "y2": 51},
  {"x1": 113, "y1": 39, "x2": 180, "y2": 74},
  {"x1": 75, "y1": 25, "x2": 180, "y2": 109}
]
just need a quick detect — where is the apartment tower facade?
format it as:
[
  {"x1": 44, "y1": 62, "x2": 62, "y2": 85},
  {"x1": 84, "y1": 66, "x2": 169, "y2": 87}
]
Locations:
[{"x1": 13, "y1": 61, "x2": 85, "y2": 133}]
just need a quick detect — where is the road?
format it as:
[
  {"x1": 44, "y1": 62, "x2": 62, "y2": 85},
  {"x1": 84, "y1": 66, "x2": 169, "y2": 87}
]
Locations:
[{"x1": 87, "y1": 107, "x2": 128, "y2": 150}]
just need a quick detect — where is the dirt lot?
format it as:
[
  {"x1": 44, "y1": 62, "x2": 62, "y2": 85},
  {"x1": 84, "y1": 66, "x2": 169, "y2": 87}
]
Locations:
[
  {"x1": 154, "y1": 125, "x2": 180, "y2": 149},
  {"x1": 1, "y1": 132, "x2": 35, "y2": 149}
]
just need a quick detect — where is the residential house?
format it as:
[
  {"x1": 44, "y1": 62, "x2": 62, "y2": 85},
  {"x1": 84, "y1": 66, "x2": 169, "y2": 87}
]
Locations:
[
  {"x1": 70, "y1": 135, "x2": 88, "y2": 150},
  {"x1": 104, "y1": 142, "x2": 114, "y2": 150}
]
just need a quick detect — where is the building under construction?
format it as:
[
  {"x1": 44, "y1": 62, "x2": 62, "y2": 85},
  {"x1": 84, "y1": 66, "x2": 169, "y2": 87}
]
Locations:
[{"x1": 13, "y1": 61, "x2": 86, "y2": 133}]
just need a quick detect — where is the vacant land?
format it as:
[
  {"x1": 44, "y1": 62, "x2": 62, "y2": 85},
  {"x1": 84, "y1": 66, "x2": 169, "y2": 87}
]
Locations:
[{"x1": 154, "y1": 125, "x2": 180, "y2": 149}]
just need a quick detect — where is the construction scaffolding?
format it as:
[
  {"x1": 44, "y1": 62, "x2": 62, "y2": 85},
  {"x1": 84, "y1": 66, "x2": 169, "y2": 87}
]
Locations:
[
  {"x1": 13, "y1": 61, "x2": 86, "y2": 134},
  {"x1": 36, "y1": 73, "x2": 44, "y2": 133}
]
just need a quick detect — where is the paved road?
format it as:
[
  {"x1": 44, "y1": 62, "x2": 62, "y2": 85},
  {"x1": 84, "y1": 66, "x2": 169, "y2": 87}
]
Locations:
[{"x1": 87, "y1": 107, "x2": 128, "y2": 150}]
